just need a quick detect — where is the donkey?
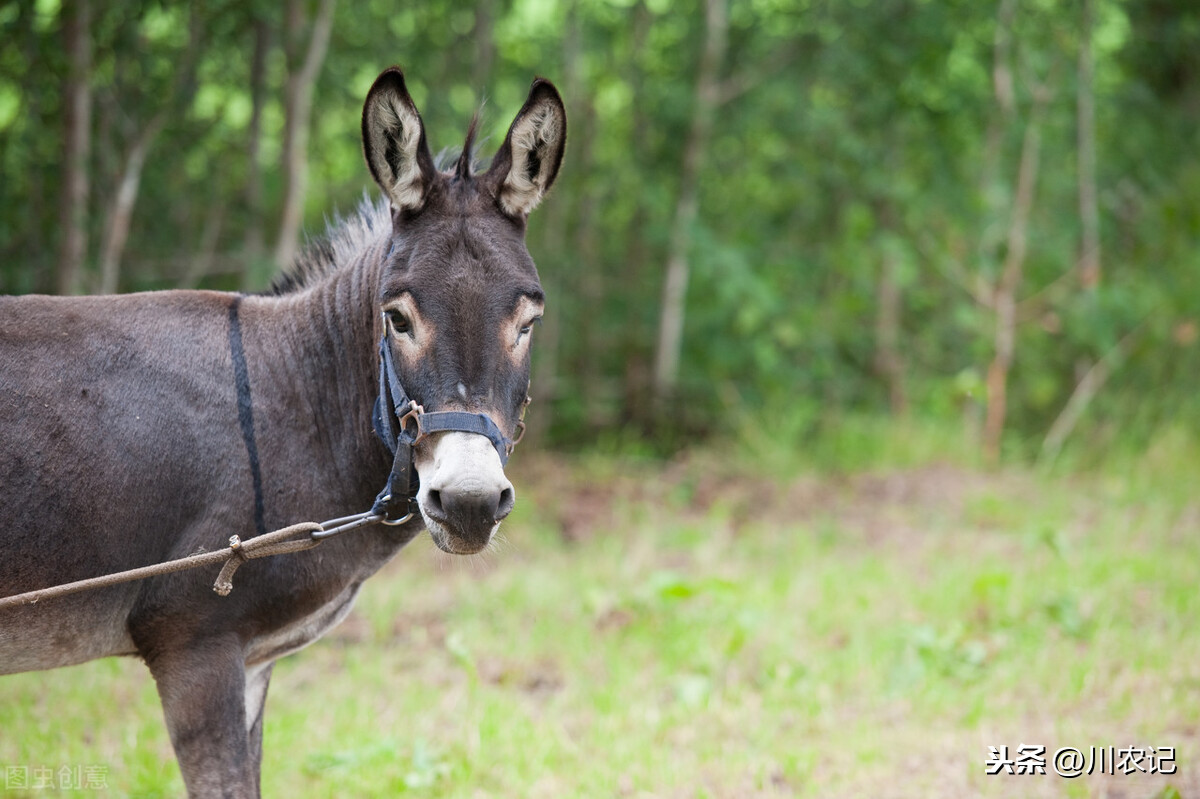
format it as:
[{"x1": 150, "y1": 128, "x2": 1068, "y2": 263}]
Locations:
[{"x1": 0, "y1": 67, "x2": 565, "y2": 797}]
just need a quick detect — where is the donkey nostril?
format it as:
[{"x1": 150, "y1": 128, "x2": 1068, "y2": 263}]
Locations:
[
  {"x1": 495, "y1": 487, "x2": 515, "y2": 522},
  {"x1": 425, "y1": 489, "x2": 445, "y2": 517},
  {"x1": 434, "y1": 486, "x2": 513, "y2": 530}
]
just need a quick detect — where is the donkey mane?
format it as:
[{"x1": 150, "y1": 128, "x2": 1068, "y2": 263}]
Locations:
[
  {"x1": 266, "y1": 195, "x2": 390, "y2": 296},
  {"x1": 267, "y1": 123, "x2": 484, "y2": 297}
]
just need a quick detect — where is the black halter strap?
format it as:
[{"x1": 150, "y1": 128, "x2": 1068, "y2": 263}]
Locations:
[{"x1": 369, "y1": 326, "x2": 515, "y2": 522}]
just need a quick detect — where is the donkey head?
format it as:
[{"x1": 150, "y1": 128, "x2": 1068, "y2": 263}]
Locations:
[{"x1": 362, "y1": 68, "x2": 565, "y2": 555}]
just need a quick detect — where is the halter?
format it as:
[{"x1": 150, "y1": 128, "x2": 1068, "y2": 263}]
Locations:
[{"x1": 368, "y1": 317, "x2": 526, "y2": 524}]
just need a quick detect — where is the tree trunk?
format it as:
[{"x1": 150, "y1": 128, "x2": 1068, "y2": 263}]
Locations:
[
  {"x1": 1039, "y1": 322, "x2": 1142, "y2": 465},
  {"x1": 11, "y1": 3, "x2": 49, "y2": 291},
  {"x1": 991, "y1": 0, "x2": 1017, "y2": 117},
  {"x1": 98, "y1": 124, "x2": 160, "y2": 294},
  {"x1": 976, "y1": 0, "x2": 1017, "y2": 273},
  {"x1": 527, "y1": 0, "x2": 581, "y2": 445},
  {"x1": 56, "y1": 0, "x2": 91, "y2": 295},
  {"x1": 1077, "y1": 0, "x2": 1101, "y2": 289},
  {"x1": 874, "y1": 219, "x2": 908, "y2": 416},
  {"x1": 569, "y1": 99, "x2": 604, "y2": 425},
  {"x1": 274, "y1": 0, "x2": 337, "y2": 272},
  {"x1": 621, "y1": 0, "x2": 655, "y2": 427},
  {"x1": 95, "y1": 12, "x2": 201, "y2": 295},
  {"x1": 652, "y1": 0, "x2": 728, "y2": 408},
  {"x1": 181, "y1": 201, "x2": 227, "y2": 288},
  {"x1": 982, "y1": 85, "x2": 1050, "y2": 465},
  {"x1": 242, "y1": 16, "x2": 271, "y2": 289},
  {"x1": 471, "y1": 0, "x2": 496, "y2": 92}
]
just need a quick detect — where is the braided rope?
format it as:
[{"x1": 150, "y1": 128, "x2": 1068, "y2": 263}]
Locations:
[{"x1": 0, "y1": 520, "x2": 328, "y2": 610}]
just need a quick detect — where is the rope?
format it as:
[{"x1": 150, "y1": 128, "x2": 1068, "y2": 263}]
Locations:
[{"x1": 0, "y1": 520, "x2": 327, "y2": 610}]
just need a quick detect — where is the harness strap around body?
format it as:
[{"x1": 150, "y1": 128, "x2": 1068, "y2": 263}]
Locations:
[{"x1": 228, "y1": 297, "x2": 268, "y2": 537}]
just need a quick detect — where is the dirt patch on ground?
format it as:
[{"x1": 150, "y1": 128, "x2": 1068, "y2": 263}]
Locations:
[{"x1": 513, "y1": 453, "x2": 1038, "y2": 549}]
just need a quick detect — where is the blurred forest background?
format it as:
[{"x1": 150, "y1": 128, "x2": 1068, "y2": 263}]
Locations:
[
  {"x1": 4, "y1": 4, "x2": 1200, "y2": 794},
  {"x1": 1, "y1": 0, "x2": 1197, "y2": 465}
]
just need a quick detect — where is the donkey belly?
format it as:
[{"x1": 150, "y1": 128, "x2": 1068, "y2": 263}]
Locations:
[
  {"x1": 0, "y1": 590, "x2": 138, "y2": 675},
  {"x1": 244, "y1": 581, "x2": 363, "y2": 667}
]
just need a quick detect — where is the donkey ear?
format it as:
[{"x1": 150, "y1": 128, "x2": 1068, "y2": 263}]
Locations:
[
  {"x1": 362, "y1": 67, "x2": 437, "y2": 213},
  {"x1": 486, "y1": 78, "x2": 567, "y2": 218}
]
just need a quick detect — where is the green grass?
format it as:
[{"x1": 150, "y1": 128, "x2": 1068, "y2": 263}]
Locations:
[{"x1": 2, "y1": 443, "x2": 1198, "y2": 797}]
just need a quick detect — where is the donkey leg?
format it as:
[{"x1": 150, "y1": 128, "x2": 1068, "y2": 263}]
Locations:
[
  {"x1": 244, "y1": 661, "x2": 275, "y2": 775},
  {"x1": 144, "y1": 635, "x2": 260, "y2": 798}
]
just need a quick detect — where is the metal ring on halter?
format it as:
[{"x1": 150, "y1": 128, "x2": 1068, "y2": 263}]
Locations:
[
  {"x1": 376, "y1": 496, "x2": 415, "y2": 526},
  {"x1": 398, "y1": 400, "x2": 426, "y2": 445}
]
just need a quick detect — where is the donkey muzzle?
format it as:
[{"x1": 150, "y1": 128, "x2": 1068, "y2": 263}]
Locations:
[{"x1": 415, "y1": 431, "x2": 515, "y2": 554}]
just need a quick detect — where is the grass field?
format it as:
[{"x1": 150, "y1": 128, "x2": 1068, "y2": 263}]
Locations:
[{"x1": 2, "y1": 436, "x2": 1198, "y2": 798}]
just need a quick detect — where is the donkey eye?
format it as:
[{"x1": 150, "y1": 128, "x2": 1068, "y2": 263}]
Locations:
[
  {"x1": 387, "y1": 310, "x2": 412, "y2": 336},
  {"x1": 518, "y1": 317, "x2": 541, "y2": 340}
]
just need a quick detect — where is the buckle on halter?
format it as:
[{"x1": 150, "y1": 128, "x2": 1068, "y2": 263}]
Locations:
[
  {"x1": 507, "y1": 421, "x2": 526, "y2": 457},
  {"x1": 398, "y1": 400, "x2": 426, "y2": 444},
  {"x1": 506, "y1": 395, "x2": 531, "y2": 456}
]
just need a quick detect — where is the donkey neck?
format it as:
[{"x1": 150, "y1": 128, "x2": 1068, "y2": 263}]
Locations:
[{"x1": 235, "y1": 234, "x2": 392, "y2": 513}]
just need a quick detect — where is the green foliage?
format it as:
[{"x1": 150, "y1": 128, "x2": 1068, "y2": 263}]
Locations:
[{"x1": 0, "y1": 0, "x2": 1196, "y2": 459}]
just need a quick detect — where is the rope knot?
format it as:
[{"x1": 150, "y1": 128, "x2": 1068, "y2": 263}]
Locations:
[{"x1": 212, "y1": 522, "x2": 322, "y2": 597}]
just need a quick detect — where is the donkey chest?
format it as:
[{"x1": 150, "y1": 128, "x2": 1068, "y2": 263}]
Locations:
[{"x1": 244, "y1": 581, "x2": 362, "y2": 666}]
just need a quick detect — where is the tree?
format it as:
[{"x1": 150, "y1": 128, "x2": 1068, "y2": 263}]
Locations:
[
  {"x1": 55, "y1": 0, "x2": 91, "y2": 295},
  {"x1": 97, "y1": 7, "x2": 203, "y2": 294},
  {"x1": 2, "y1": 0, "x2": 1197, "y2": 458},
  {"x1": 274, "y1": 0, "x2": 336, "y2": 272},
  {"x1": 652, "y1": 0, "x2": 728, "y2": 410},
  {"x1": 1076, "y1": 0, "x2": 1100, "y2": 290},
  {"x1": 241, "y1": 11, "x2": 271, "y2": 288},
  {"x1": 981, "y1": 73, "x2": 1049, "y2": 464}
]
